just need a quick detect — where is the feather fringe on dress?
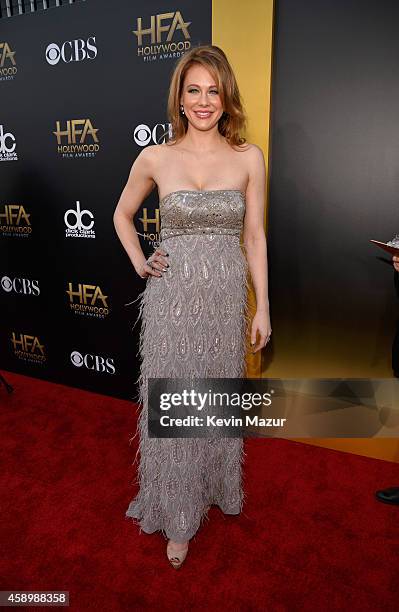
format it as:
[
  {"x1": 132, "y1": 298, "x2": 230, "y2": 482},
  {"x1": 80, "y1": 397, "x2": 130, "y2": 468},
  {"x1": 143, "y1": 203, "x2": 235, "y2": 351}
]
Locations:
[{"x1": 124, "y1": 190, "x2": 252, "y2": 542}]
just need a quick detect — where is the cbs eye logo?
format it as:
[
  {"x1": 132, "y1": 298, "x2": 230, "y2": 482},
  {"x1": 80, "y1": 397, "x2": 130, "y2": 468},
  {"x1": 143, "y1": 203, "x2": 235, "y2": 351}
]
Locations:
[
  {"x1": 133, "y1": 123, "x2": 172, "y2": 146},
  {"x1": 1, "y1": 276, "x2": 12, "y2": 292},
  {"x1": 45, "y1": 36, "x2": 97, "y2": 65}
]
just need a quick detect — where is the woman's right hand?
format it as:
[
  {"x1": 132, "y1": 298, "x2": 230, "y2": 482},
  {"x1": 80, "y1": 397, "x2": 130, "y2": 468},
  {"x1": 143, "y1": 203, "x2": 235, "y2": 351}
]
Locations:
[{"x1": 137, "y1": 247, "x2": 169, "y2": 279}]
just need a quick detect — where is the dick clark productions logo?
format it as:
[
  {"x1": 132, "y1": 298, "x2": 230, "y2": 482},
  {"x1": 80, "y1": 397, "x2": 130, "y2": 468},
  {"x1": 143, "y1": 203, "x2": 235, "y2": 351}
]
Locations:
[
  {"x1": 0, "y1": 125, "x2": 17, "y2": 161},
  {"x1": 64, "y1": 200, "x2": 95, "y2": 238}
]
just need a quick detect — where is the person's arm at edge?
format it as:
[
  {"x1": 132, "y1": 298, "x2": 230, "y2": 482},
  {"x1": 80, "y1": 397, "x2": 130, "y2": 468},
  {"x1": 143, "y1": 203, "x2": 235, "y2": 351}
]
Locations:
[{"x1": 113, "y1": 146, "x2": 167, "y2": 278}]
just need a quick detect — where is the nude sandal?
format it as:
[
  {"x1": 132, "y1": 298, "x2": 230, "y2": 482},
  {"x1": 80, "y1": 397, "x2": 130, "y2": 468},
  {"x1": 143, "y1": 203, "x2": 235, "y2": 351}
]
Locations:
[{"x1": 166, "y1": 541, "x2": 189, "y2": 569}]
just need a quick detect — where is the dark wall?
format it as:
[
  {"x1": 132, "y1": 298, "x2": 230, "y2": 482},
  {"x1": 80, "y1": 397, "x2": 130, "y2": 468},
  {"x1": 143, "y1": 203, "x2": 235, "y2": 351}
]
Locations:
[{"x1": 267, "y1": 0, "x2": 399, "y2": 376}]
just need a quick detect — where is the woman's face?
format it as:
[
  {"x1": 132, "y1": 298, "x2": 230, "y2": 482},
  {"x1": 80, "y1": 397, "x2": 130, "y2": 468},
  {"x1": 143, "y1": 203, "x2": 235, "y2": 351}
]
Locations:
[{"x1": 180, "y1": 64, "x2": 224, "y2": 131}]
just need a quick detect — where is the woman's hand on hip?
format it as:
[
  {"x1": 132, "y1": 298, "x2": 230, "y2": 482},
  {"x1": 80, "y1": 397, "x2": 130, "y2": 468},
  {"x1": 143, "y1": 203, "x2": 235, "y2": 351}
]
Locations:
[{"x1": 137, "y1": 247, "x2": 169, "y2": 279}]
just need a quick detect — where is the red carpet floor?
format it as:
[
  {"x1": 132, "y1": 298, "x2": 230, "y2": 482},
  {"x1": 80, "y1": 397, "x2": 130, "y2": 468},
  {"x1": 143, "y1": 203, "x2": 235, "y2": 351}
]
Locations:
[{"x1": 0, "y1": 370, "x2": 398, "y2": 611}]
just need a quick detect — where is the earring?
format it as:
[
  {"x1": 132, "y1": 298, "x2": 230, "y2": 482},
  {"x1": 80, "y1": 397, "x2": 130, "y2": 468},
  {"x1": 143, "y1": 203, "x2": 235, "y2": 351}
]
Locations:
[{"x1": 180, "y1": 104, "x2": 185, "y2": 116}]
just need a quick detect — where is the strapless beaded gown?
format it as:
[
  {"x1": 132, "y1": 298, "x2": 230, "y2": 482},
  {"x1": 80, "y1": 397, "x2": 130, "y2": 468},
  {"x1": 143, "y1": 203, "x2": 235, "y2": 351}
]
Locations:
[{"x1": 125, "y1": 189, "x2": 251, "y2": 543}]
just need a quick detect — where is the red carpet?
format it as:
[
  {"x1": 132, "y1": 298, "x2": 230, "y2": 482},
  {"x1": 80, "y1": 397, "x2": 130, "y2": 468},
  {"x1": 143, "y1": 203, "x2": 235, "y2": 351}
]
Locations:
[{"x1": 0, "y1": 370, "x2": 398, "y2": 611}]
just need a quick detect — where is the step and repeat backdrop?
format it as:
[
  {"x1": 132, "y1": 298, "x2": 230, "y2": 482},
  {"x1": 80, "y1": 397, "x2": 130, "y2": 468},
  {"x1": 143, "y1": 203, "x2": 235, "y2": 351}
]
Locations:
[
  {"x1": 2, "y1": 0, "x2": 398, "y2": 419},
  {"x1": 0, "y1": 0, "x2": 212, "y2": 399}
]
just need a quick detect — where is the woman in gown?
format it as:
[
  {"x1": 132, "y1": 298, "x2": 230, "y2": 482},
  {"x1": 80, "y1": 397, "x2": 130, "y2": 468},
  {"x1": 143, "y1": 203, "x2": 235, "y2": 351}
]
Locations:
[{"x1": 113, "y1": 45, "x2": 271, "y2": 568}]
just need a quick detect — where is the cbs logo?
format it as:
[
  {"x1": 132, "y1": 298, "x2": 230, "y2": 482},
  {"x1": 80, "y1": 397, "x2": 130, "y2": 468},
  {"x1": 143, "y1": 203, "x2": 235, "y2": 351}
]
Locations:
[
  {"x1": 45, "y1": 36, "x2": 97, "y2": 65},
  {"x1": 1, "y1": 275, "x2": 40, "y2": 296},
  {"x1": 70, "y1": 350, "x2": 116, "y2": 375},
  {"x1": 133, "y1": 123, "x2": 171, "y2": 147}
]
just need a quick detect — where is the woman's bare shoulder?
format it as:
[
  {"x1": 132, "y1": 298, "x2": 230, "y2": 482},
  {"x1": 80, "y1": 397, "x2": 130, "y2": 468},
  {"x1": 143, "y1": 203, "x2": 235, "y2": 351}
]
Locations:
[
  {"x1": 135, "y1": 143, "x2": 173, "y2": 167},
  {"x1": 234, "y1": 141, "x2": 264, "y2": 155},
  {"x1": 135, "y1": 143, "x2": 159, "y2": 161},
  {"x1": 233, "y1": 143, "x2": 265, "y2": 178},
  {"x1": 149, "y1": 141, "x2": 179, "y2": 158},
  {"x1": 139, "y1": 143, "x2": 164, "y2": 154}
]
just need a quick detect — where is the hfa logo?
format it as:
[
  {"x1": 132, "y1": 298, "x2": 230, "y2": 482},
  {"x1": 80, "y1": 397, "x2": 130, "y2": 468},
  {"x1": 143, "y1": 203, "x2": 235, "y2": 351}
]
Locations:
[
  {"x1": 11, "y1": 332, "x2": 46, "y2": 364},
  {"x1": 66, "y1": 282, "x2": 110, "y2": 318},
  {"x1": 133, "y1": 11, "x2": 191, "y2": 60},
  {"x1": 0, "y1": 204, "x2": 31, "y2": 236},
  {"x1": 0, "y1": 125, "x2": 18, "y2": 161},
  {"x1": 0, "y1": 42, "x2": 17, "y2": 80},
  {"x1": 53, "y1": 119, "x2": 100, "y2": 159},
  {"x1": 138, "y1": 205, "x2": 160, "y2": 248}
]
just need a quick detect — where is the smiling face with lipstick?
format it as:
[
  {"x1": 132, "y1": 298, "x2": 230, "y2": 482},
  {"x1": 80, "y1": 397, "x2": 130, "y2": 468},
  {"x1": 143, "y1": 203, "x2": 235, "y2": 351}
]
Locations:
[{"x1": 179, "y1": 63, "x2": 225, "y2": 132}]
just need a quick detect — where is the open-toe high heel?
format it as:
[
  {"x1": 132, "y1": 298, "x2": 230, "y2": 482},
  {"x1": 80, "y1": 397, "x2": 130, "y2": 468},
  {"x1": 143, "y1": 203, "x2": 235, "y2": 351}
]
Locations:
[{"x1": 166, "y1": 541, "x2": 189, "y2": 569}]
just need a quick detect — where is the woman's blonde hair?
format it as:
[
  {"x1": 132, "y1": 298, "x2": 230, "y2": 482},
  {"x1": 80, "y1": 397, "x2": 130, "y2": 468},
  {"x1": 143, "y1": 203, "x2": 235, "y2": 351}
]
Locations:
[{"x1": 165, "y1": 45, "x2": 248, "y2": 149}]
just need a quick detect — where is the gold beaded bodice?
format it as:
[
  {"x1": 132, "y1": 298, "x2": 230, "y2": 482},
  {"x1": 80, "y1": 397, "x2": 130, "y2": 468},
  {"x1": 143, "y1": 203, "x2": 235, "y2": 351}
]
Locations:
[{"x1": 158, "y1": 189, "x2": 246, "y2": 241}]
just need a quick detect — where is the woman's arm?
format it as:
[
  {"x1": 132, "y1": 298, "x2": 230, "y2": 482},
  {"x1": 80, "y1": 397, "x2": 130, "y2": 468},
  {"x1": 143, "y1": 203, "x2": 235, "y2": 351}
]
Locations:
[
  {"x1": 242, "y1": 144, "x2": 271, "y2": 352},
  {"x1": 113, "y1": 146, "x2": 168, "y2": 278}
]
